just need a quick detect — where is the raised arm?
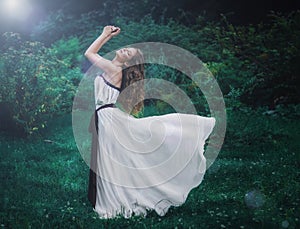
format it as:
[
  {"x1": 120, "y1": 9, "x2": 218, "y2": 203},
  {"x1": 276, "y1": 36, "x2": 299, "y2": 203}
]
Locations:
[{"x1": 84, "y1": 25, "x2": 120, "y2": 74}]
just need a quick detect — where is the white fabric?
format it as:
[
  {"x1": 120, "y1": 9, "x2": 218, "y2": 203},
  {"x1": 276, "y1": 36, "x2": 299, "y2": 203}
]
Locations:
[
  {"x1": 94, "y1": 75, "x2": 119, "y2": 110},
  {"x1": 93, "y1": 75, "x2": 216, "y2": 219}
]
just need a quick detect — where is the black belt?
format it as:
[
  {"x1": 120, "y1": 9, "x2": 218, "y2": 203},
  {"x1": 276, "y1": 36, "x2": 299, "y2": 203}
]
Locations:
[
  {"x1": 96, "y1": 103, "x2": 116, "y2": 112},
  {"x1": 95, "y1": 103, "x2": 115, "y2": 134},
  {"x1": 88, "y1": 103, "x2": 115, "y2": 208}
]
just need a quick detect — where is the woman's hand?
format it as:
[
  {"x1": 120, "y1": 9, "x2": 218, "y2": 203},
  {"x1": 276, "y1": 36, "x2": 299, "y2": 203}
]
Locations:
[{"x1": 102, "y1": 25, "x2": 121, "y2": 38}]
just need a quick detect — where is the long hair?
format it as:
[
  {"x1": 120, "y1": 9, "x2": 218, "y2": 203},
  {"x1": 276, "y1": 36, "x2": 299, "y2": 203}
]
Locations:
[{"x1": 118, "y1": 48, "x2": 145, "y2": 116}]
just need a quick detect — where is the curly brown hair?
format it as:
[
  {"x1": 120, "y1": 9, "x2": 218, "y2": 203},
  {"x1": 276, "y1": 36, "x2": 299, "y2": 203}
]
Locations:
[{"x1": 118, "y1": 48, "x2": 145, "y2": 116}]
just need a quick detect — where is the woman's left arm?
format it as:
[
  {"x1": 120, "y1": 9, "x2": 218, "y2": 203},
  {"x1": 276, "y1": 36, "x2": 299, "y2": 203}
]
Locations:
[{"x1": 85, "y1": 25, "x2": 120, "y2": 74}]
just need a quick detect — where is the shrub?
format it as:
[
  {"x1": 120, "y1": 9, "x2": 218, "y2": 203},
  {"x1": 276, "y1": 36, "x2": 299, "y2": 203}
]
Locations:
[
  {"x1": 215, "y1": 11, "x2": 300, "y2": 108},
  {"x1": 0, "y1": 33, "x2": 82, "y2": 136}
]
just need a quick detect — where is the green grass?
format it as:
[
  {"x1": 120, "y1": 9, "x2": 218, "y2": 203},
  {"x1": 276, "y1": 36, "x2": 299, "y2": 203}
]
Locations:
[{"x1": 0, "y1": 108, "x2": 299, "y2": 228}]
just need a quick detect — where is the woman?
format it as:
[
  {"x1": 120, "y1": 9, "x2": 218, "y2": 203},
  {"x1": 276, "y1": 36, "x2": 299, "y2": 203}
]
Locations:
[{"x1": 85, "y1": 25, "x2": 216, "y2": 219}]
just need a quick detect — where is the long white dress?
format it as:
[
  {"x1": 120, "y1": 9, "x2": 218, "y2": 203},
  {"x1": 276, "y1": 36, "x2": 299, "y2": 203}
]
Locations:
[{"x1": 92, "y1": 74, "x2": 216, "y2": 219}]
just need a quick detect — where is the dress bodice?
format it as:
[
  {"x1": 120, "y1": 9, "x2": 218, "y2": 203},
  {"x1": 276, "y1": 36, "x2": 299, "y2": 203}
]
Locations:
[{"x1": 94, "y1": 74, "x2": 121, "y2": 109}]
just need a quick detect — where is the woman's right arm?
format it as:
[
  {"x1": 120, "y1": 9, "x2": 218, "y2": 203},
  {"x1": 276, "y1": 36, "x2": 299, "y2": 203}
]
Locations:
[{"x1": 84, "y1": 25, "x2": 120, "y2": 74}]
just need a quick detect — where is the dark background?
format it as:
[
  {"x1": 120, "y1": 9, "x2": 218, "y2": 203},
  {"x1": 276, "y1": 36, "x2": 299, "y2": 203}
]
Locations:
[{"x1": 0, "y1": 0, "x2": 299, "y2": 35}]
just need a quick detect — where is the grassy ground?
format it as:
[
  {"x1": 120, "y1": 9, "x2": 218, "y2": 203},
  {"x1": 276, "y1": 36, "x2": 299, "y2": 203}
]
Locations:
[{"x1": 0, "y1": 108, "x2": 299, "y2": 228}]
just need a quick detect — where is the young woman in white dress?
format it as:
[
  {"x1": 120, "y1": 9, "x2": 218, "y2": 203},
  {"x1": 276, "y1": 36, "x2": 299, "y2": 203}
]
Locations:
[{"x1": 85, "y1": 25, "x2": 216, "y2": 219}]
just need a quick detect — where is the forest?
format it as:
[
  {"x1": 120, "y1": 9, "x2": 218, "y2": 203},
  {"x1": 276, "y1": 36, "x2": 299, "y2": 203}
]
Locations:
[{"x1": 0, "y1": 0, "x2": 299, "y2": 228}]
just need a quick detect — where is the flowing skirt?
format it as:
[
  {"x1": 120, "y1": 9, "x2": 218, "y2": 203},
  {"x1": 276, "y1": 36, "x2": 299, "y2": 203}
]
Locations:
[{"x1": 89, "y1": 106, "x2": 215, "y2": 219}]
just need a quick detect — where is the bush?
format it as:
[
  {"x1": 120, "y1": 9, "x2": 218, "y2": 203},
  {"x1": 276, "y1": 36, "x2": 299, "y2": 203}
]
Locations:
[
  {"x1": 28, "y1": 10, "x2": 300, "y2": 123},
  {"x1": 215, "y1": 11, "x2": 300, "y2": 108},
  {"x1": 0, "y1": 33, "x2": 83, "y2": 136}
]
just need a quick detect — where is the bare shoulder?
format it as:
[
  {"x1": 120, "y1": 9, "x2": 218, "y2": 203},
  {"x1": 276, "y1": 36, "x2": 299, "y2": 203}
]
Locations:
[{"x1": 103, "y1": 68, "x2": 123, "y2": 88}]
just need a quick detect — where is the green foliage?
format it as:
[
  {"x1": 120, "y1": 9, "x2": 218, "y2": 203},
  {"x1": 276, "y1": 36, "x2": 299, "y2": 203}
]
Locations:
[
  {"x1": 0, "y1": 33, "x2": 83, "y2": 136},
  {"x1": 11, "y1": 9, "x2": 299, "y2": 134},
  {"x1": 215, "y1": 11, "x2": 300, "y2": 107},
  {"x1": 82, "y1": 12, "x2": 299, "y2": 110},
  {"x1": 50, "y1": 36, "x2": 83, "y2": 71},
  {"x1": 31, "y1": 10, "x2": 110, "y2": 46},
  {"x1": 30, "y1": 0, "x2": 192, "y2": 45}
]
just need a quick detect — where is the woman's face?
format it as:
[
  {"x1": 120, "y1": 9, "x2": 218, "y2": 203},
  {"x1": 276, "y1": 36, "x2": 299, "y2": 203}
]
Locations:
[{"x1": 116, "y1": 47, "x2": 138, "y2": 63}]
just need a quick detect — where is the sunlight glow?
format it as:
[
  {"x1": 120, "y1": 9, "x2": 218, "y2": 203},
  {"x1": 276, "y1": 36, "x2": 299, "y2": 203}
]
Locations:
[
  {"x1": 2, "y1": 0, "x2": 32, "y2": 21},
  {"x1": 5, "y1": 0, "x2": 19, "y2": 11}
]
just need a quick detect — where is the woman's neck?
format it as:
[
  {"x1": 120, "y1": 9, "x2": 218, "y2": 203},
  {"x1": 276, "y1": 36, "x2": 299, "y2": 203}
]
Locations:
[{"x1": 112, "y1": 57, "x2": 125, "y2": 68}]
